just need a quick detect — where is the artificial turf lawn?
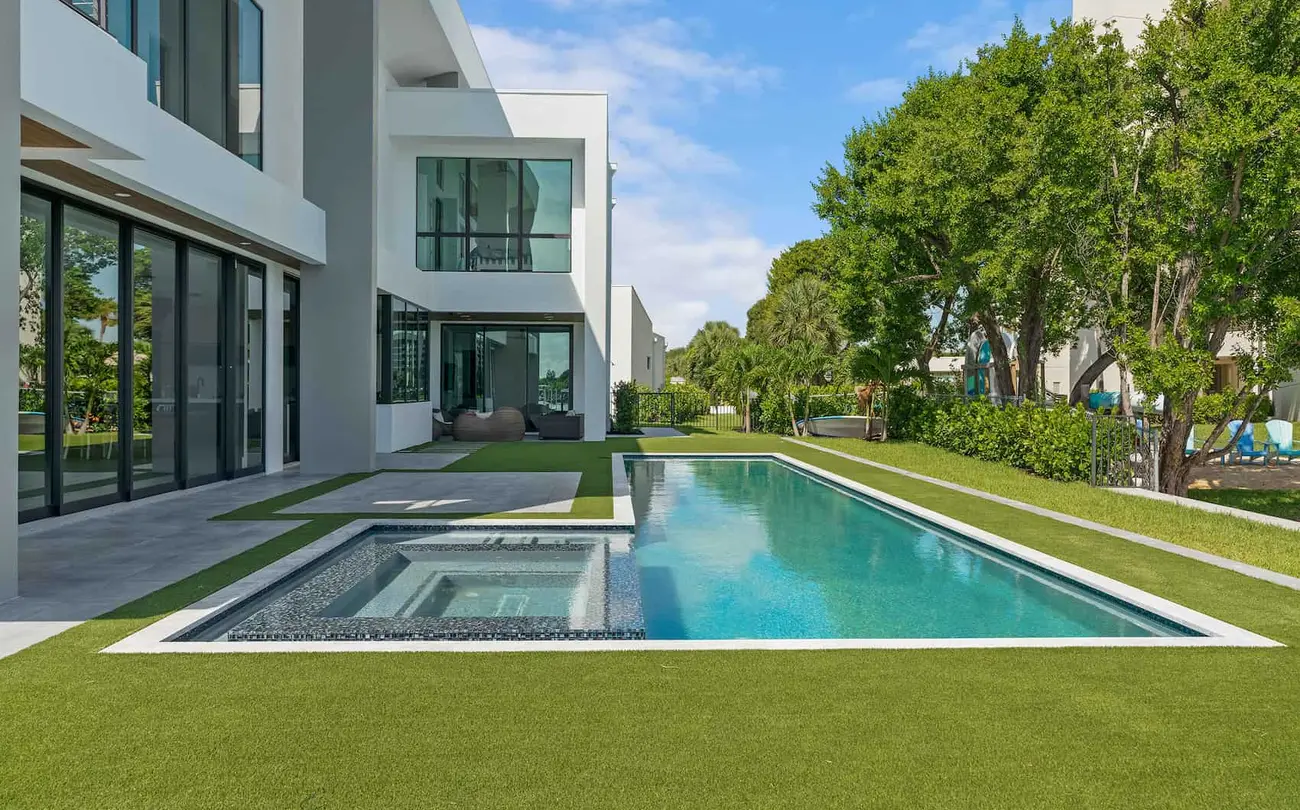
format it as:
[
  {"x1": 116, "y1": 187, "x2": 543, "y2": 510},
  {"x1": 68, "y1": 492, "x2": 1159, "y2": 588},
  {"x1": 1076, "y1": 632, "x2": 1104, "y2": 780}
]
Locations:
[
  {"x1": 1189, "y1": 488, "x2": 1300, "y2": 522},
  {"x1": 4, "y1": 435, "x2": 1300, "y2": 808}
]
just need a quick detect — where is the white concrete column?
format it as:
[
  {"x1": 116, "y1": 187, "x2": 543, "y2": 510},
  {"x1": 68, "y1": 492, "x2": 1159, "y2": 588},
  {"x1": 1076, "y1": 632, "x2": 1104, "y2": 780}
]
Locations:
[
  {"x1": 582, "y1": 105, "x2": 611, "y2": 441},
  {"x1": 300, "y1": 0, "x2": 378, "y2": 473},
  {"x1": 1, "y1": 0, "x2": 20, "y2": 601},
  {"x1": 262, "y1": 265, "x2": 285, "y2": 473}
]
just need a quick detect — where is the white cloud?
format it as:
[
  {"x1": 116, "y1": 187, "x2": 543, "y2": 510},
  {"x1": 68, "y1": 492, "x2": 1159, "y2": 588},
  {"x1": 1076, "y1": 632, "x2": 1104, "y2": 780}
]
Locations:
[
  {"x1": 473, "y1": 20, "x2": 783, "y2": 347},
  {"x1": 846, "y1": 77, "x2": 906, "y2": 103},
  {"x1": 905, "y1": 0, "x2": 1064, "y2": 70}
]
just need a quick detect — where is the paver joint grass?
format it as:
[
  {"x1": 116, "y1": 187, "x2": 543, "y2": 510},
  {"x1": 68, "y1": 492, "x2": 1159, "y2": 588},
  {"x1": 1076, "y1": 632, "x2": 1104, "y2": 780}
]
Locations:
[{"x1": 4, "y1": 434, "x2": 1300, "y2": 809}]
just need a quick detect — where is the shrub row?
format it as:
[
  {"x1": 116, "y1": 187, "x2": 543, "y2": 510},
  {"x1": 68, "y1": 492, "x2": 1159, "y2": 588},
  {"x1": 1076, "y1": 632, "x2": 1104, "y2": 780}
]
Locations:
[{"x1": 890, "y1": 391, "x2": 1094, "y2": 483}]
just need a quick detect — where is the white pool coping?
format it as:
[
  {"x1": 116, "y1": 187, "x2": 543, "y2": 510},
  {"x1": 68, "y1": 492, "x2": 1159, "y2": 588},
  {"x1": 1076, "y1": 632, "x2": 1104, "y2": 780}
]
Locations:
[{"x1": 104, "y1": 452, "x2": 1281, "y2": 654}]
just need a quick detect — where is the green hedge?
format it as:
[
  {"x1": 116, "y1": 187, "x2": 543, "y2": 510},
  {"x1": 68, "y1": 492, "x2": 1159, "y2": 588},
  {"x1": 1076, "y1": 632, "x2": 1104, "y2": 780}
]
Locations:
[
  {"x1": 662, "y1": 382, "x2": 710, "y2": 421},
  {"x1": 900, "y1": 397, "x2": 1094, "y2": 483}
]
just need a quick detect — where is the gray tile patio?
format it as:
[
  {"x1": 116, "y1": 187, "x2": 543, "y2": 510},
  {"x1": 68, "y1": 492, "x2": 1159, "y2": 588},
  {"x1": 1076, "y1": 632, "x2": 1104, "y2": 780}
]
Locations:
[
  {"x1": 0, "y1": 471, "x2": 328, "y2": 659},
  {"x1": 278, "y1": 472, "x2": 582, "y2": 515},
  {"x1": 375, "y1": 452, "x2": 466, "y2": 470}
]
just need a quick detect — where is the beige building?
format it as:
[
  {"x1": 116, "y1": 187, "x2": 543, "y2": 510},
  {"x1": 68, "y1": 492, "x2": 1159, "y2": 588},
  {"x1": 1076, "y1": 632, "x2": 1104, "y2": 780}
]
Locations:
[{"x1": 1072, "y1": 0, "x2": 1170, "y2": 42}]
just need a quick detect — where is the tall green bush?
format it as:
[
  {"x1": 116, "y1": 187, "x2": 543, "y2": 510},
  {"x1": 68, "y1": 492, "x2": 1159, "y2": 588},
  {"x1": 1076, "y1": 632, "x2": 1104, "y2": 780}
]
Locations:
[
  {"x1": 911, "y1": 399, "x2": 1094, "y2": 483},
  {"x1": 611, "y1": 380, "x2": 639, "y2": 434}
]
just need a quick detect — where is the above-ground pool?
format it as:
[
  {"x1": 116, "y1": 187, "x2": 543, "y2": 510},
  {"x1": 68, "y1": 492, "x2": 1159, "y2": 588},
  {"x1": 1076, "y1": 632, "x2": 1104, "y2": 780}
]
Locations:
[{"x1": 113, "y1": 453, "x2": 1277, "y2": 652}]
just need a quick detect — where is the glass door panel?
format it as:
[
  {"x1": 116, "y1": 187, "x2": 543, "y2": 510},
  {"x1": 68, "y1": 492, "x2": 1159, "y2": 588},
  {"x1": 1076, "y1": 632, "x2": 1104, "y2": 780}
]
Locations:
[
  {"x1": 131, "y1": 231, "x2": 179, "y2": 492},
  {"x1": 18, "y1": 195, "x2": 52, "y2": 513},
  {"x1": 234, "y1": 262, "x2": 264, "y2": 471},
  {"x1": 185, "y1": 247, "x2": 223, "y2": 482},
  {"x1": 61, "y1": 206, "x2": 122, "y2": 506},
  {"x1": 283, "y1": 276, "x2": 299, "y2": 464}
]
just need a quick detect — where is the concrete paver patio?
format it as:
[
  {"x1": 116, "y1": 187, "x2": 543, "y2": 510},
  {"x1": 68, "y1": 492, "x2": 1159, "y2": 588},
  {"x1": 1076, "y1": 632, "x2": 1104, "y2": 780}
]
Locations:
[
  {"x1": 278, "y1": 471, "x2": 583, "y2": 515},
  {"x1": 0, "y1": 471, "x2": 329, "y2": 659}
]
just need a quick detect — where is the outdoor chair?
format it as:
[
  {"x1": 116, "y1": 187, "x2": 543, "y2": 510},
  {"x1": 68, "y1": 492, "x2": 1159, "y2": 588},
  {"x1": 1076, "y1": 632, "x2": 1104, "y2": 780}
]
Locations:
[
  {"x1": 452, "y1": 407, "x2": 526, "y2": 442},
  {"x1": 1225, "y1": 420, "x2": 1270, "y2": 466},
  {"x1": 431, "y1": 409, "x2": 453, "y2": 441},
  {"x1": 1265, "y1": 419, "x2": 1300, "y2": 463},
  {"x1": 535, "y1": 412, "x2": 584, "y2": 441}
]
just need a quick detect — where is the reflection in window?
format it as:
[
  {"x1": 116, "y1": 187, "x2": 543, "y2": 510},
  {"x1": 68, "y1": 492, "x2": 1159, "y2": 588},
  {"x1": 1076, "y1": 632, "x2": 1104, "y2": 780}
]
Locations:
[
  {"x1": 235, "y1": 263, "x2": 264, "y2": 470},
  {"x1": 283, "y1": 276, "x2": 299, "y2": 464},
  {"x1": 131, "y1": 231, "x2": 179, "y2": 492},
  {"x1": 185, "y1": 247, "x2": 223, "y2": 481},
  {"x1": 238, "y1": 0, "x2": 263, "y2": 169},
  {"x1": 61, "y1": 206, "x2": 122, "y2": 506},
  {"x1": 440, "y1": 326, "x2": 572, "y2": 429},
  {"x1": 376, "y1": 295, "x2": 430, "y2": 404},
  {"x1": 417, "y1": 158, "x2": 572, "y2": 272},
  {"x1": 17, "y1": 195, "x2": 51, "y2": 513}
]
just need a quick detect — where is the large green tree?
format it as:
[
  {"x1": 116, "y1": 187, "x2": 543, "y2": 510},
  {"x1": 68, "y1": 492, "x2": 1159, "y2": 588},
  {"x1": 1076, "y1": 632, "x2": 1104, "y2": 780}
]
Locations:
[
  {"x1": 746, "y1": 237, "x2": 838, "y2": 343},
  {"x1": 1098, "y1": 0, "x2": 1300, "y2": 494},
  {"x1": 766, "y1": 275, "x2": 845, "y2": 353},
  {"x1": 818, "y1": 22, "x2": 1115, "y2": 398}
]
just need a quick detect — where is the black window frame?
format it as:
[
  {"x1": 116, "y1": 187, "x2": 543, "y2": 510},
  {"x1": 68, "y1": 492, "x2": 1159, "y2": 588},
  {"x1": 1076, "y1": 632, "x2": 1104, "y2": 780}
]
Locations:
[
  {"x1": 59, "y1": 0, "x2": 265, "y2": 171},
  {"x1": 17, "y1": 181, "x2": 268, "y2": 523},
  {"x1": 416, "y1": 158, "x2": 573, "y2": 273},
  {"x1": 438, "y1": 324, "x2": 576, "y2": 418},
  {"x1": 375, "y1": 294, "x2": 431, "y2": 405}
]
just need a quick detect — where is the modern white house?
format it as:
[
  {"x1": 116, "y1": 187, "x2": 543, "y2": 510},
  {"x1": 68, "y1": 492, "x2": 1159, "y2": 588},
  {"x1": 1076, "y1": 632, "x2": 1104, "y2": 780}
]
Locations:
[
  {"x1": 609, "y1": 285, "x2": 665, "y2": 391},
  {"x1": 2, "y1": 0, "x2": 612, "y2": 601}
]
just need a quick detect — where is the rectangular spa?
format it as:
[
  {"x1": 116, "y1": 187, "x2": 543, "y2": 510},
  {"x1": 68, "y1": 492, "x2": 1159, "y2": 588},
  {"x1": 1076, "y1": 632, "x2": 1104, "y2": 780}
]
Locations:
[{"x1": 110, "y1": 454, "x2": 1278, "y2": 651}]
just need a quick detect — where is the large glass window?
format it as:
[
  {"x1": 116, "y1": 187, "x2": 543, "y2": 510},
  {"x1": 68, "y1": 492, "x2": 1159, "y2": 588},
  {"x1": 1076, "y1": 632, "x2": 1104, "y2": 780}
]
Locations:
[
  {"x1": 237, "y1": 0, "x2": 263, "y2": 169},
  {"x1": 131, "y1": 231, "x2": 178, "y2": 493},
  {"x1": 185, "y1": 247, "x2": 223, "y2": 482},
  {"x1": 69, "y1": 0, "x2": 262, "y2": 168},
  {"x1": 417, "y1": 158, "x2": 572, "y2": 273},
  {"x1": 61, "y1": 207, "x2": 122, "y2": 506},
  {"x1": 440, "y1": 326, "x2": 573, "y2": 429},
  {"x1": 18, "y1": 195, "x2": 52, "y2": 514},
  {"x1": 283, "y1": 276, "x2": 299, "y2": 464},
  {"x1": 235, "y1": 262, "x2": 264, "y2": 470},
  {"x1": 376, "y1": 295, "x2": 430, "y2": 404}
]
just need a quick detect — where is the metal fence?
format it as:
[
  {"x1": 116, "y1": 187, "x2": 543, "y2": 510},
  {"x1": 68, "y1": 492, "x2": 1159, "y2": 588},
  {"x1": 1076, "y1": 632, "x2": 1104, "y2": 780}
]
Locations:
[
  {"x1": 619, "y1": 390, "x2": 747, "y2": 434},
  {"x1": 1090, "y1": 413, "x2": 1160, "y2": 491}
]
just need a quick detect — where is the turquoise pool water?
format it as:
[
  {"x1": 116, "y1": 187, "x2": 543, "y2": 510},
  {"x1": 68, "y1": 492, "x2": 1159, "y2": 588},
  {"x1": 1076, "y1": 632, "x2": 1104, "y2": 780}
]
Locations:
[{"x1": 626, "y1": 457, "x2": 1193, "y2": 640}]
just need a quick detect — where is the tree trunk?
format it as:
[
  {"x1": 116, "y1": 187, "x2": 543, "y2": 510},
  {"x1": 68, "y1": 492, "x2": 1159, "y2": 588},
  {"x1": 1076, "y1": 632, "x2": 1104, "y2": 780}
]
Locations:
[
  {"x1": 1069, "y1": 350, "x2": 1116, "y2": 406},
  {"x1": 743, "y1": 396, "x2": 751, "y2": 433},
  {"x1": 919, "y1": 293, "x2": 957, "y2": 367},
  {"x1": 1158, "y1": 393, "x2": 1198, "y2": 495},
  {"x1": 975, "y1": 311, "x2": 1015, "y2": 401},
  {"x1": 1017, "y1": 321, "x2": 1044, "y2": 403},
  {"x1": 1118, "y1": 362, "x2": 1133, "y2": 417}
]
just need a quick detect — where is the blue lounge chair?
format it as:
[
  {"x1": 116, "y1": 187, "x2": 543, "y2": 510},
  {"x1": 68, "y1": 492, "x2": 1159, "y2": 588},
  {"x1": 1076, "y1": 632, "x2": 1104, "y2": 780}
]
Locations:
[
  {"x1": 1266, "y1": 420, "x2": 1300, "y2": 463},
  {"x1": 1226, "y1": 420, "x2": 1270, "y2": 466},
  {"x1": 1185, "y1": 430, "x2": 1197, "y2": 457}
]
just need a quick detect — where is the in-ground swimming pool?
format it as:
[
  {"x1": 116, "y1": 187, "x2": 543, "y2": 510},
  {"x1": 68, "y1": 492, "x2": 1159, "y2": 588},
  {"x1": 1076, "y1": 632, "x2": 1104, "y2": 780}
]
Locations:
[
  {"x1": 122, "y1": 453, "x2": 1278, "y2": 651},
  {"x1": 626, "y1": 457, "x2": 1191, "y2": 640}
]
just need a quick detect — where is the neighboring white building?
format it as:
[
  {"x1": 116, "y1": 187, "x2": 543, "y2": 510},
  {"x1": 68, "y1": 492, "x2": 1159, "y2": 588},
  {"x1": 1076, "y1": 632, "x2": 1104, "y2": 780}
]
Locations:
[
  {"x1": 2, "y1": 0, "x2": 612, "y2": 599},
  {"x1": 1073, "y1": 0, "x2": 1170, "y2": 42},
  {"x1": 651, "y1": 333, "x2": 667, "y2": 392},
  {"x1": 609, "y1": 285, "x2": 663, "y2": 390}
]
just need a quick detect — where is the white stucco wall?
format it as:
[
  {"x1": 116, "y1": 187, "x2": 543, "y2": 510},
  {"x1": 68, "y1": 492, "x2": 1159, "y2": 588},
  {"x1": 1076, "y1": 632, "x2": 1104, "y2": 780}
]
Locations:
[
  {"x1": 652, "y1": 334, "x2": 666, "y2": 391},
  {"x1": 1, "y1": 0, "x2": 20, "y2": 600},
  {"x1": 376, "y1": 402, "x2": 434, "y2": 453},
  {"x1": 610, "y1": 286, "x2": 655, "y2": 388},
  {"x1": 382, "y1": 87, "x2": 611, "y2": 440}
]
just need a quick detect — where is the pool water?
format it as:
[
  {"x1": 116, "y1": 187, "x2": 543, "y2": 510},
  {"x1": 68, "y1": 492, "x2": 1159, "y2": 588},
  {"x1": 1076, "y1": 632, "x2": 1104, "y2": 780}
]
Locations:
[{"x1": 626, "y1": 458, "x2": 1192, "y2": 640}]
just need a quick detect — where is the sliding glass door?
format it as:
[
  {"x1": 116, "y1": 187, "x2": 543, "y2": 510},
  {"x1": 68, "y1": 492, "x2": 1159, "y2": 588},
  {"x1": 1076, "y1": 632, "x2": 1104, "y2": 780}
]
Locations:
[
  {"x1": 15, "y1": 183, "x2": 269, "y2": 521},
  {"x1": 440, "y1": 325, "x2": 573, "y2": 429},
  {"x1": 282, "y1": 276, "x2": 299, "y2": 464}
]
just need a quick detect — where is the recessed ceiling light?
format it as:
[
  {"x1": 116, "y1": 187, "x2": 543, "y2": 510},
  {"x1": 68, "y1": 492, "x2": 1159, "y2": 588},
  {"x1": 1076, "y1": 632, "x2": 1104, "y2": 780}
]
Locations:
[
  {"x1": 113, "y1": 192, "x2": 131, "y2": 198},
  {"x1": 238, "y1": 241, "x2": 252, "y2": 246}
]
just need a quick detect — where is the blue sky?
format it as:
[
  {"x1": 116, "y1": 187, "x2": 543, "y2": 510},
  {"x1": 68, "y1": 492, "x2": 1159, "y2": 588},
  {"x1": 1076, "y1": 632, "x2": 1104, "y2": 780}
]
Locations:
[{"x1": 465, "y1": 0, "x2": 1072, "y2": 346}]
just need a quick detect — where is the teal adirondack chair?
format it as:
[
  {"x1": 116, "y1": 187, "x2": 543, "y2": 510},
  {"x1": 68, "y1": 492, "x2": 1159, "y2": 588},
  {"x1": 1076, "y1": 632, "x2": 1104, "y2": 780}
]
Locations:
[
  {"x1": 1266, "y1": 420, "x2": 1300, "y2": 463},
  {"x1": 1226, "y1": 420, "x2": 1270, "y2": 466}
]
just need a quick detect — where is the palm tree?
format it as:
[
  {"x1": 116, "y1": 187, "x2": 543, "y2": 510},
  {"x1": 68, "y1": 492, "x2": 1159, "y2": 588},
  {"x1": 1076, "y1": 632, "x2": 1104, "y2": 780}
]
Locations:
[
  {"x1": 771, "y1": 340, "x2": 835, "y2": 436},
  {"x1": 714, "y1": 340, "x2": 770, "y2": 433},
  {"x1": 684, "y1": 321, "x2": 741, "y2": 395},
  {"x1": 853, "y1": 344, "x2": 927, "y2": 441},
  {"x1": 768, "y1": 276, "x2": 845, "y2": 353}
]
